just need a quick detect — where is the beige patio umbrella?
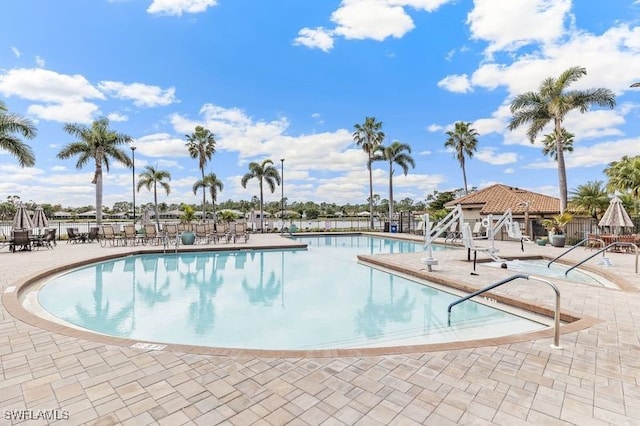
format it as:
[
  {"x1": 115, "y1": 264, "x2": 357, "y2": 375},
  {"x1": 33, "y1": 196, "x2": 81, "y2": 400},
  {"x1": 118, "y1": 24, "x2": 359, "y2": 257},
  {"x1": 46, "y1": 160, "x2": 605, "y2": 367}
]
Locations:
[
  {"x1": 12, "y1": 202, "x2": 34, "y2": 231},
  {"x1": 32, "y1": 205, "x2": 49, "y2": 231},
  {"x1": 138, "y1": 209, "x2": 152, "y2": 226},
  {"x1": 598, "y1": 196, "x2": 634, "y2": 234}
]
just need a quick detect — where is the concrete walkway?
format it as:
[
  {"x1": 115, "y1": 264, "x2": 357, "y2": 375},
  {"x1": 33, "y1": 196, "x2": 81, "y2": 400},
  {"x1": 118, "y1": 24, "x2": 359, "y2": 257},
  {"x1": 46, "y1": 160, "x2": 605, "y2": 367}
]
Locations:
[{"x1": 1, "y1": 233, "x2": 639, "y2": 425}]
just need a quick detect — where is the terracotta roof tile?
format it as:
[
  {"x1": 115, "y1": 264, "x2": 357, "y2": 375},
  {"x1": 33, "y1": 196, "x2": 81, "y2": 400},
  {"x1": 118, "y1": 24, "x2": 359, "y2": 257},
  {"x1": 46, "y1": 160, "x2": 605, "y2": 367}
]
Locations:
[{"x1": 444, "y1": 184, "x2": 560, "y2": 215}]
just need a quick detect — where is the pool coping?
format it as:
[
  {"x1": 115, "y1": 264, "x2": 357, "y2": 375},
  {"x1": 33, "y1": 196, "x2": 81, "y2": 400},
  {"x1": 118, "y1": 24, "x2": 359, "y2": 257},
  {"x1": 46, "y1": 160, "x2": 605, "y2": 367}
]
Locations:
[{"x1": 3, "y1": 245, "x2": 602, "y2": 359}]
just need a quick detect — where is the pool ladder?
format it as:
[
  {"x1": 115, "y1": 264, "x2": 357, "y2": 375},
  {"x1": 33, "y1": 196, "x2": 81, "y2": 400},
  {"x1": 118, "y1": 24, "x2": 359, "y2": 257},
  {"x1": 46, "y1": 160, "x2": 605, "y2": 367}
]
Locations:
[
  {"x1": 447, "y1": 273, "x2": 562, "y2": 349},
  {"x1": 162, "y1": 233, "x2": 180, "y2": 253},
  {"x1": 548, "y1": 237, "x2": 638, "y2": 275}
]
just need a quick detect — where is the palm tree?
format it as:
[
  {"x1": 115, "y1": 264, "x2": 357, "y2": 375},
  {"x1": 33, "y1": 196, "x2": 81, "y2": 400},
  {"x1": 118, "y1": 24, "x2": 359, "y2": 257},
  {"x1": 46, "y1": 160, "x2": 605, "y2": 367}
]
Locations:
[
  {"x1": 604, "y1": 155, "x2": 640, "y2": 215},
  {"x1": 444, "y1": 121, "x2": 479, "y2": 195},
  {"x1": 241, "y1": 159, "x2": 281, "y2": 232},
  {"x1": 0, "y1": 100, "x2": 37, "y2": 167},
  {"x1": 569, "y1": 180, "x2": 609, "y2": 220},
  {"x1": 353, "y1": 117, "x2": 385, "y2": 229},
  {"x1": 137, "y1": 165, "x2": 171, "y2": 228},
  {"x1": 508, "y1": 66, "x2": 616, "y2": 212},
  {"x1": 371, "y1": 141, "x2": 415, "y2": 224},
  {"x1": 185, "y1": 126, "x2": 216, "y2": 221},
  {"x1": 57, "y1": 117, "x2": 132, "y2": 224},
  {"x1": 542, "y1": 128, "x2": 574, "y2": 160},
  {"x1": 193, "y1": 173, "x2": 224, "y2": 220}
]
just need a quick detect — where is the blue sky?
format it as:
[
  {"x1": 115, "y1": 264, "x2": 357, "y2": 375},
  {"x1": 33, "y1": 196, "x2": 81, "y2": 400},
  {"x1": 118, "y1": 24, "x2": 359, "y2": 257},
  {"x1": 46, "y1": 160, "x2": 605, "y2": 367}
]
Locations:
[{"x1": 1, "y1": 0, "x2": 639, "y2": 209}]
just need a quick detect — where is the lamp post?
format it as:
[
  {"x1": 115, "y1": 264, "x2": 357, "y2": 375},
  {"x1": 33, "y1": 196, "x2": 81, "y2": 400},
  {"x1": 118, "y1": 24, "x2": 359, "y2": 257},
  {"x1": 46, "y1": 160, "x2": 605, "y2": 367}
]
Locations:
[
  {"x1": 131, "y1": 146, "x2": 136, "y2": 226},
  {"x1": 280, "y1": 158, "x2": 284, "y2": 233}
]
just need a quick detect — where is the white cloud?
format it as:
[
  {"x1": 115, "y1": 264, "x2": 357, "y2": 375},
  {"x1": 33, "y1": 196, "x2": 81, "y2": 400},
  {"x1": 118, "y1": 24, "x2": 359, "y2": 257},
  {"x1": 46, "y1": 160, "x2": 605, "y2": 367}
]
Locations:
[
  {"x1": 11, "y1": 46, "x2": 20, "y2": 58},
  {"x1": 475, "y1": 147, "x2": 518, "y2": 165},
  {"x1": 294, "y1": 27, "x2": 335, "y2": 52},
  {"x1": 526, "y1": 137, "x2": 640, "y2": 169},
  {"x1": 27, "y1": 101, "x2": 99, "y2": 124},
  {"x1": 147, "y1": 0, "x2": 217, "y2": 16},
  {"x1": 0, "y1": 68, "x2": 104, "y2": 103},
  {"x1": 107, "y1": 112, "x2": 129, "y2": 122},
  {"x1": 467, "y1": 0, "x2": 572, "y2": 55},
  {"x1": 504, "y1": 167, "x2": 515, "y2": 174},
  {"x1": 134, "y1": 133, "x2": 191, "y2": 158},
  {"x1": 426, "y1": 124, "x2": 443, "y2": 132},
  {"x1": 297, "y1": 0, "x2": 453, "y2": 51},
  {"x1": 437, "y1": 74, "x2": 472, "y2": 93},
  {"x1": 98, "y1": 81, "x2": 176, "y2": 107},
  {"x1": 35, "y1": 56, "x2": 45, "y2": 68}
]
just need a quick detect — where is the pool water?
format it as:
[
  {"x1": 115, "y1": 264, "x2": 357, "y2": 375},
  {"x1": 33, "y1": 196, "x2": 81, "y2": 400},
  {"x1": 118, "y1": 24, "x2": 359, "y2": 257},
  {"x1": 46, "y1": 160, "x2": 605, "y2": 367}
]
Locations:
[
  {"x1": 37, "y1": 235, "x2": 546, "y2": 350},
  {"x1": 481, "y1": 258, "x2": 614, "y2": 287}
]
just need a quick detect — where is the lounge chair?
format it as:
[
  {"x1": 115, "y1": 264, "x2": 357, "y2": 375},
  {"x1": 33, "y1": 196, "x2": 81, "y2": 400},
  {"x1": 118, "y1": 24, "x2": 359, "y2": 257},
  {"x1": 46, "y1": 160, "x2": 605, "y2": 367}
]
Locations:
[
  {"x1": 194, "y1": 223, "x2": 212, "y2": 244},
  {"x1": 87, "y1": 227, "x2": 99, "y2": 243},
  {"x1": 233, "y1": 222, "x2": 249, "y2": 243},
  {"x1": 144, "y1": 224, "x2": 162, "y2": 245},
  {"x1": 471, "y1": 221, "x2": 484, "y2": 238},
  {"x1": 214, "y1": 222, "x2": 231, "y2": 243},
  {"x1": 444, "y1": 222, "x2": 461, "y2": 244},
  {"x1": 10, "y1": 230, "x2": 32, "y2": 252},
  {"x1": 66, "y1": 227, "x2": 81, "y2": 244},
  {"x1": 123, "y1": 225, "x2": 141, "y2": 245},
  {"x1": 39, "y1": 228, "x2": 56, "y2": 249},
  {"x1": 100, "y1": 225, "x2": 125, "y2": 247},
  {"x1": 163, "y1": 223, "x2": 178, "y2": 239}
]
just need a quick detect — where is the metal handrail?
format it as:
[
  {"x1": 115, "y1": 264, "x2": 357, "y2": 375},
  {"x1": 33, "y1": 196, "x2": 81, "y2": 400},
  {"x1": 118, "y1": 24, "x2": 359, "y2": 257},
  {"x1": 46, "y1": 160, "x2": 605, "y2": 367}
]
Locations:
[
  {"x1": 447, "y1": 273, "x2": 561, "y2": 348},
  {"x1": 547, "y1": 236, "x2": 605, "y2": 268},
  {"x1": 565, "y1": 242, "x2": 639, "y2": 276}
]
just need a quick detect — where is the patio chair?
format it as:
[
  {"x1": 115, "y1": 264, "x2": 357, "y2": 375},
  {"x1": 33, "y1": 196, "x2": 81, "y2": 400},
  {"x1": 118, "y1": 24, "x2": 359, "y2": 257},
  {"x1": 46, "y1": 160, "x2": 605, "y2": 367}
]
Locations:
[
  {"x1": 444, "y1": 222, "x2": 461, "y2": 244},
  {"x1": 194, "y1": 223, "x2": 212, "y2": 244},
  {"x1": 11, "y1": 230, "x2": 32, "y2": 252},
  {"x1": 216, "y1": 222, "x2": 233, "y2": 243},
  {"x1": 233, "y1": 222, "x2": 249, "y2": 243},
  {"x1": 163, "y1": 223, "x2": 178, "y2": 239},
  {"x1": 66, "y1": 227, "x2": 81, "y2": 244},
  {"x1": 123, "y1": 225, "x2": 141, "y2": 246},
  {"x1": 100, "y1": 225, "x2": 125, "y2": 247},
  {"x1": 177, "y1": 223, "x2": 192, "y2": 233},
  {"x1": 84, "y1": 227, "x2": 98, "y2": 243},
  {"x1": 40, "y1": 228, "x2": 56, "y2": 249},
  {"x1": 144, "y1": 224, "x2": 162, "y2": 245},
  {"x1": 471, "y1": 221, "x2": 484, "y2": 238}
]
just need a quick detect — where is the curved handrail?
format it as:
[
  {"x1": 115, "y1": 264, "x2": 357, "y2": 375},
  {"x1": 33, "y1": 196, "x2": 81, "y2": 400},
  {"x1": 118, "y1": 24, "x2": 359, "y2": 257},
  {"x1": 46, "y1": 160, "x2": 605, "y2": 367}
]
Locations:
[
  {"x1": 447, "y1": 273, "x2": 561, "y2": 348},
  {"x1": 565, "y1": 242, "x2": 639, "y2": 276},
  {"x1": 547, "y1": 237, "x2": 605, "y2": 268}
]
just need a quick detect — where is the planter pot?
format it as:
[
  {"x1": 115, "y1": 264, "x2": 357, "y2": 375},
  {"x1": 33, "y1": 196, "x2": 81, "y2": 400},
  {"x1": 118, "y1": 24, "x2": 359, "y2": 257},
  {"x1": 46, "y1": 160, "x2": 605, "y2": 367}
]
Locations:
[
  {"x1": 536, "y1": 239, "x2": 547, "y2": 246},
  {"x1": 549, "y1": 234, "x2": 565, "y2": 248},
  {"x1": 181, "y1": 231, "x2": 196, "y2": 245}
]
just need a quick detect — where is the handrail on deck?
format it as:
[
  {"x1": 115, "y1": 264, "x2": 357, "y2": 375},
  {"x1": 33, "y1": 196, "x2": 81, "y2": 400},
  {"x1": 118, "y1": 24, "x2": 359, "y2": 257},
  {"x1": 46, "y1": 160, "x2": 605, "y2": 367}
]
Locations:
[
  {"x1": 547, "y1": 236, "x2": 605, "y2": 268},
  {"x1": 447, "y1": 273, "x2": 561, "y2": 349},
  {"x1": 565, "y1": 242, "x2": 639, "y2": 276}
]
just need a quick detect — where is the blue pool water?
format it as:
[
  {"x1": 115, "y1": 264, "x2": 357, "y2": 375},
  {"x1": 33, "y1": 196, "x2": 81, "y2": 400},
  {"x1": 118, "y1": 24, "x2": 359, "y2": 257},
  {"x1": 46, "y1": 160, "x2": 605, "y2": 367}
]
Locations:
[
  {"x1": 37, "y1": 235, "x2": 545, "y2": 350},
  {"x1": 482, "y1": 258, "x2": 613, "y2": 287}
]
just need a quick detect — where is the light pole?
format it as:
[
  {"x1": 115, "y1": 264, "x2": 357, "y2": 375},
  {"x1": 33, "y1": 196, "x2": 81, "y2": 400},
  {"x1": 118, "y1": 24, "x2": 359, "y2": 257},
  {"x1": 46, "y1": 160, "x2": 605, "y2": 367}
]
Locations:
[
  {"x1": 280, "y1": 158, "x2": 285, "y2": 233},
  {"x1": 131, "y1": 146, "x2": 136, "y2": 226}
]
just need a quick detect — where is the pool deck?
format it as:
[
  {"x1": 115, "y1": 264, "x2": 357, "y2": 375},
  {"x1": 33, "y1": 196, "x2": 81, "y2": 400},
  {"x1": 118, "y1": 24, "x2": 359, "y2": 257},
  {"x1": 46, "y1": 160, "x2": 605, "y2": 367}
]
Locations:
[{"x1": 1, "y1": 233, "x2": 639, "y2": 425}]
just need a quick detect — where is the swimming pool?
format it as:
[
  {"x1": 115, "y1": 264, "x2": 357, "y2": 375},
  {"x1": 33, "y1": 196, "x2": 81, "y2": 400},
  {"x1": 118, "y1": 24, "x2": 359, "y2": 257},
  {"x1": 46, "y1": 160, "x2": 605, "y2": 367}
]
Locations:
[
  {"x1": 481, "y1": 258, "x2": 616, "y2": 288},
  {"x1": 35, "y1": 235, "x2": 546, "y2": 350}
]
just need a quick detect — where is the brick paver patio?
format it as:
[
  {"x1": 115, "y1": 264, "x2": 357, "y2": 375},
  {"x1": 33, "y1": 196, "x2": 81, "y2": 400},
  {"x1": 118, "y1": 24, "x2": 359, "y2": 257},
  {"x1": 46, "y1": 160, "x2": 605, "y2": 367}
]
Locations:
[{"x1": 1, "y1": 233, "x2": 639, "y2": 425}]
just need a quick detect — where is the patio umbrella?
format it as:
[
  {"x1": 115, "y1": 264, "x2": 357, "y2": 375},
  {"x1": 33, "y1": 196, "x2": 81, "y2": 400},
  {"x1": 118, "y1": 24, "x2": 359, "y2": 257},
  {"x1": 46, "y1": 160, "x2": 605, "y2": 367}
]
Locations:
[
  {"x1": 138, "y1": 209, "x2": 152, "y2": 226},
  {"x1": 598, "y1": 196, "x2": 634, "y2": 233},
  {"x1": 12, "y1": 202, "x2": 34, "y2": 231},
  {"x1": 32, "y1": 205, "x2": 49, "y2": 230}
]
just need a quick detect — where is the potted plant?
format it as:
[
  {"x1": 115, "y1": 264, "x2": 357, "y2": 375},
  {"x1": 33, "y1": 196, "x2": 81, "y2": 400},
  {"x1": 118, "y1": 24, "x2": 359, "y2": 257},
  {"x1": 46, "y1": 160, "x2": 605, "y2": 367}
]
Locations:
[
  {"x1": 541, "y1": 212, "x2": 573, "y2": 247},
  {"x1": 179, "y1": 205, "x2": 196, "y2": 245}
]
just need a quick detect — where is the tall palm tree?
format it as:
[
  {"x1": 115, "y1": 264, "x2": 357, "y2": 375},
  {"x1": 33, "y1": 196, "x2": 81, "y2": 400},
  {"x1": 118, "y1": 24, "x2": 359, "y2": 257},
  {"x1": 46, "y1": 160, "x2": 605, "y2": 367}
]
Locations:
[
  {"x1": 444, "y1": 121, "x2": 479, "y2": 195},
  {"x1": 57, "y1": 117, "x2": 132, "y2": 224},
  {"x1": 241, "y1": 159, "x2": 281, "y2": 232},
  {"x1": 353, "y1": 117, "x2": 385, "y2": 229},
  {"x1": 508, "y1": 66, "x2": 616, "y2": 212},
  {"x1": 193, "y1": 173, "x2": 224, "y2": 220},
  {"x1": 542, "y1": 128, "x2": 574, "y2": 160},
  {"x1": 371, "y1": 141, "x2": 415, "y2": 224},
  {"x1": 0, "y1": 100, "x2": 37, "y2": 167},
  {"x1": 604, "y1": 155, "x2": 640, "y2": 215},
  {"x1": 569, "y1": 180, "x2": 609, "y2": 220},
  {"x1": 137, "y1": 165, "x2": 171, "y2": 228},
  {"x1": 185, "y1": 126, "x2": 216, "y2": 221}
]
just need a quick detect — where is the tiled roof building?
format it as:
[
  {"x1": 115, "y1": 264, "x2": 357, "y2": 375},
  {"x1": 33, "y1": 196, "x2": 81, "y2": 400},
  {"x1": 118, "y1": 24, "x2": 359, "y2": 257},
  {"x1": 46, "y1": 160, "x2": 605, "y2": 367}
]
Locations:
[{"x1": 444, "y1": 184, "x2": 560, "y2": 219}]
